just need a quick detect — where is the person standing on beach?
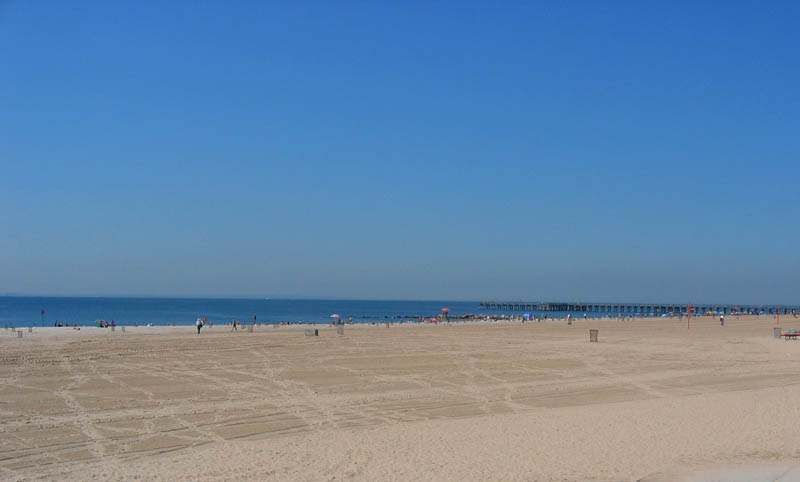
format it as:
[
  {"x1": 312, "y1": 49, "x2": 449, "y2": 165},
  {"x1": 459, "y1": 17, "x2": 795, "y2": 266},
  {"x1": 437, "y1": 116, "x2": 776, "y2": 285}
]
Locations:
[
  {"x1": 196, "y1": 318, "x2": 203, "y2": 334},
  {"x1": 232, "y1": 319, "x2": 238, "y2": 331},
  {"x1": 720, "y1": 314, "x2": 724, "y2": 326}
]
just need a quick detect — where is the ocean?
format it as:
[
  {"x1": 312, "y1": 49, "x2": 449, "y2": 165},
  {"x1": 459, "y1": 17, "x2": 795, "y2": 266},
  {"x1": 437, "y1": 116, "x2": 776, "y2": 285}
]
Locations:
[{"x1": 0, "y1": 296, "x2": 494, "y2": 327}]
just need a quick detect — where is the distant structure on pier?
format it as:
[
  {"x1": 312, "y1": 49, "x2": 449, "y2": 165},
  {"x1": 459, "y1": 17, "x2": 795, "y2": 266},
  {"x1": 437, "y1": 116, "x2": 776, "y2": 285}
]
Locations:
[{"x1": 479, "y1": 301, "x2": 798, "y2": 315}]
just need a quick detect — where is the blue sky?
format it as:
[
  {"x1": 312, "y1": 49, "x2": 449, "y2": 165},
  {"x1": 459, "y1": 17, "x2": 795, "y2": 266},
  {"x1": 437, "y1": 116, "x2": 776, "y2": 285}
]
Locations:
[{"x1": 1, "y1": 1, "x2": 798, "y2": 302}]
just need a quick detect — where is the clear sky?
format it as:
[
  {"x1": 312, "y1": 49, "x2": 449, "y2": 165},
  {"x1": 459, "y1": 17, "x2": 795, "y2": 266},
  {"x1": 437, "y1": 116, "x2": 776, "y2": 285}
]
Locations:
[{"x1": 1, "y1": 1, "x2": 799, "y2": 302}]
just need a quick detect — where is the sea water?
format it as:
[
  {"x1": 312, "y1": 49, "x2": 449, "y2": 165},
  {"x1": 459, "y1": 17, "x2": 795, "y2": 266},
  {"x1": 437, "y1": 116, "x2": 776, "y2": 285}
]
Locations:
[{"x1": 0, "y1": 297, "x2": 486, "y2": 326}]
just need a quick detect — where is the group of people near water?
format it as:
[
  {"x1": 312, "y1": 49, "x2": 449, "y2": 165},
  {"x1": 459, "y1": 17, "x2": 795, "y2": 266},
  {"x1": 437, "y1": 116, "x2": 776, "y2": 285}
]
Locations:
[
  {"x1": 53, "y1": 321, "x2": 78, "y2": 327},
  {"x1": 196, "y1": 317, "x2": 255, "y2": 334},
  {"x1": 195, "y1": 317, "x2": 213, "y2": 333}
]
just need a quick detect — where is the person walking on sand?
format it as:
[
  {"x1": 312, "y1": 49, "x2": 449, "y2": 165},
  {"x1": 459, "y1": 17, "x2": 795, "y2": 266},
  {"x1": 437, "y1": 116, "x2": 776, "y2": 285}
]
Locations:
[
  {"x1": 196, "y1": 317, "x2": 203, "y2": 334},
  {"x1": 720, "y1": 314, "x2": 724, "y2": 326},
  {"x1": 231, "y1": 319, "x2": 238, "y2": 331}
]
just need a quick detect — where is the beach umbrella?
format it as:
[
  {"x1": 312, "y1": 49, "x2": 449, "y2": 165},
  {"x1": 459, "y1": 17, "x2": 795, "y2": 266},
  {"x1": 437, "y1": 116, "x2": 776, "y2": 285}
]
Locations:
[{"x1": 330, "y1": 314, "x2": 341, "y2": 319}]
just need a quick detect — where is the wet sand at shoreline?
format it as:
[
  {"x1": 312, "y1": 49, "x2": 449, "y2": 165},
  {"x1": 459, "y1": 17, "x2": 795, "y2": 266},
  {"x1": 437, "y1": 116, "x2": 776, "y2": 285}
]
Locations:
[{"x1": 1, "y1": 316, "x2": 799, "y2": 481}]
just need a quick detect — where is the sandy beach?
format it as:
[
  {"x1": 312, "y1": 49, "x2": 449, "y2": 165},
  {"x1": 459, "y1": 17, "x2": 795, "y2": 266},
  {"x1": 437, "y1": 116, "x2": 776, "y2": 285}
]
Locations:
[{"x1": 2, "y1": 316, "x2": 800, "y2": 481}]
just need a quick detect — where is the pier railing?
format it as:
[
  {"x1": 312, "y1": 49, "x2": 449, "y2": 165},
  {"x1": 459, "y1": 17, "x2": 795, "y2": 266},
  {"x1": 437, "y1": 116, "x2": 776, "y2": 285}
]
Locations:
[{"x1": 478, "y1": 301, "x2": 799, "y2": 315}]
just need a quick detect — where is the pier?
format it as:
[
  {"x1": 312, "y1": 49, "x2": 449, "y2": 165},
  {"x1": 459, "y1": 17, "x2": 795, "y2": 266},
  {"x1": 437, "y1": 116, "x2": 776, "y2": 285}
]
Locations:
[{"x1": 478, "y1": 301, "x2": 800, "y2": 315}]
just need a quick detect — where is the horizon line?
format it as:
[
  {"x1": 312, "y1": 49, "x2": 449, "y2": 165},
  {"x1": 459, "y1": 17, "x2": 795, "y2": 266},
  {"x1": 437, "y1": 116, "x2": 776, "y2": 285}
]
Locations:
[
  {"x1": 0, "y1": 293, "x2": 796, "y2": 307},
  {"x1": 0, "y1": 293, "x2": 480, "y2": 302}
]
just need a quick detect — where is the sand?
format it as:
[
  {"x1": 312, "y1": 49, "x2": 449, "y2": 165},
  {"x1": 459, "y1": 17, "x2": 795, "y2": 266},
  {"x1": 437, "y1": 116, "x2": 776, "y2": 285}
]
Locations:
[{"x1": 1, "y1": 316, "x2": 800, "y2": 481}]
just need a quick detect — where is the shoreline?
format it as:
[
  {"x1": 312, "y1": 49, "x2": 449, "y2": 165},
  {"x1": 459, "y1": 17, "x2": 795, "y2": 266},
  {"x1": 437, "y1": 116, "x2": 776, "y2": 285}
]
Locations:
[{"x1": 0, "y1": 313, "x2": 791, "y2": 338}]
